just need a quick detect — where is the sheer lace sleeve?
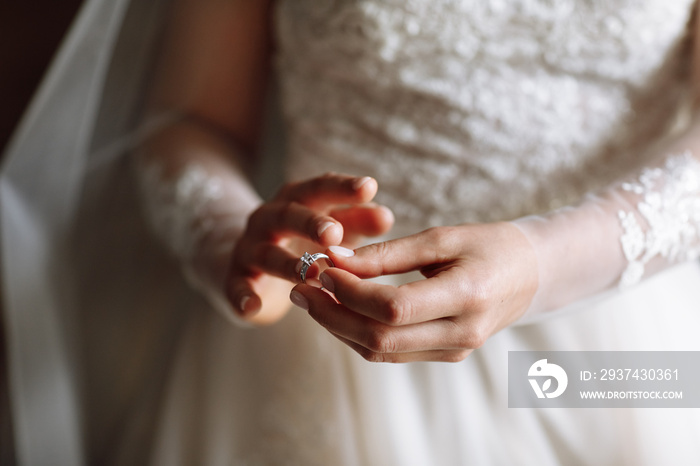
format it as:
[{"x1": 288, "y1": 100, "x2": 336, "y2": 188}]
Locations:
[
  {"x1": 616, "y1": 151, "x2": 700, "y2": 287},
  {"x1": 513, "y1": 124, "x2": 700, "y2": 318},
  {"x1": 134, "y1": 120, "x2": 262, "y2": 324}
]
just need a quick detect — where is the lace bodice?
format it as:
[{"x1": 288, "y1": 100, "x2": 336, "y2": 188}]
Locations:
[{"x1": 275, "y1": 0, "x2": 695, "y2": 230}]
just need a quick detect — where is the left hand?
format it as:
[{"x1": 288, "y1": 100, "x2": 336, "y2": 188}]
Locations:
[
  {"x1": 225, "y1": 173, "x2": 393, "y2": 325},
  {"x1": 290, "y1": 222, "x2": 539, "y2": 363}
]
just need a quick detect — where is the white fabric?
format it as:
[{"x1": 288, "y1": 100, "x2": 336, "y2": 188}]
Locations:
[
  {"x1": 4, "y1": 0, "x2": 700, "y2": 465},
  {"x1": 277, "y1": 0, "x2": 693, "y2": 229}
]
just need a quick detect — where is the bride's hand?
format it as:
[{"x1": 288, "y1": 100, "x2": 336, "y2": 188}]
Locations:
[
  {"x1": 290, "y1": 222, "x2": 538, "y2": 362},
  {"x1": 227, "y1": 173, "x2": 394, "y2": 324}
]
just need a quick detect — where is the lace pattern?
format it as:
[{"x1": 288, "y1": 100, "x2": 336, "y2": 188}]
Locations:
[
  {"x1": 618, "y1": 152, "x2": 700, "y2": 287},
  {"x1": 135, "y1": 161, "x2": 243, "y2": 262},
  {"x1": 276, "y1": 0, "x2": 694, "y2": 229},
  {"x1": 137, "y1": 162, "x2": 219, "y2": 259}
]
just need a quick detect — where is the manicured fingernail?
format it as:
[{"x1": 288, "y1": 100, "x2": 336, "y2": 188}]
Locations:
[
  {"x1": 319, "y1": 273, "x2": 334, "y2": 293},
  {"x1": 290, "y1": 290, "x2": 309, "y2": 310},
  {"x1": 317, "y1": 221, "x2": 335, "y2": 237},
  {"x1": 353, "y1": 176, "x2": 372, "y2": 190},
  {"x1": 328, "y1": 245, "x2": 355, "y2": 257}
]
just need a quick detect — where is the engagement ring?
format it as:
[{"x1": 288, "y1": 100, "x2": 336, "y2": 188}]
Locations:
[{"x1": 299, "y1": 252, "x2": 335, "y2": 283}]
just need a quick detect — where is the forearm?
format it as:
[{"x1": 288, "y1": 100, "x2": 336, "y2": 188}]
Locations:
[
  {"x1": 514, "y1": 117, "x2": 700, "y2": 316},
  {"x1": 134, "y1": 117, "x2": 262, "y2": 321}
]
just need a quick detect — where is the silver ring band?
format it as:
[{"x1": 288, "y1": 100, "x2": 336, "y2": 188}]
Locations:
[{"x1": 299, "y1": 252, "x2": 335, "y2": 283}]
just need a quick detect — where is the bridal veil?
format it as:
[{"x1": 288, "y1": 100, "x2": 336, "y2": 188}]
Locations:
[{"x1": 0, "y1": 0, "x2": 231, "y2": 463}]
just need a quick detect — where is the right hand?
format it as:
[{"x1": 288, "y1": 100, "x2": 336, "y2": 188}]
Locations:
[{"x1": 226, "y1": 173, "x2": 394, "y2": 325}]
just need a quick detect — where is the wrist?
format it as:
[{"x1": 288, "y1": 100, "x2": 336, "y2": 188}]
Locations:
[{"x1": 511, "y1": 196, "x2": 626, "y2": 316}]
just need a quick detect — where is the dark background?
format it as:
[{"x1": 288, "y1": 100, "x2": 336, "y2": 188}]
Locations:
[{"x1": 0, "y1": 1, "x2": 84, "y2": 151}]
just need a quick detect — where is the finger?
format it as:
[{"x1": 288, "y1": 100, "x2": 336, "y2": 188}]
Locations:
[
  {"x1": 227, "y1": 271, "x2": 263, "y2": 317},
  {"x1": 329, "y1": 203, "x2": 395, "y2": 239},
  {"x1": 326, "y1": 227, "x2": 461, "y2": 278},
  {"x1": 228, "y1": 272, "x2": 295, "y2": 325},
  {"x1": 297, "y1": 283, "x2": 469, "y2": 352},
  {"x1": 246, "y1": 202, "x2": 343, "y2": 246},
  {"x1": 233, "y1": 242, "x2": 304, "y2": 283},
  {"x1": 275, "y1": 173, "x2": 378, "y2": 208},
  {"x1": 319, "y1": 266, "x2": 473, "y2": 325},
  {"x1": 334, "y1": 335, "x2": 472, "y2": 363}
]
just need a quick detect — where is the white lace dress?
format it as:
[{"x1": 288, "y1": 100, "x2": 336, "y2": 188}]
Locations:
[{"x1": 149, "y1": 1, "x2": 700, "y2": 464}]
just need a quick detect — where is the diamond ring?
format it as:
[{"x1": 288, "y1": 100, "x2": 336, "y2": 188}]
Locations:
[{"x1": 299, "y1": 252, "x2": 335, "y2": 283}]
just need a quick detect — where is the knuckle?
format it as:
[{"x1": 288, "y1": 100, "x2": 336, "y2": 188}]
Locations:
[
  {"x1": 365, "y1": 240, "x2": 390, "y2": 262},
  {"x1": 423, "y1": 226, "x2": 448, "y2": 245},
  {"x1": 364, "y1": 328, "x2": 397, "y2": 354},
  {"x1": 459, "y1": 323, "x2": 488, "y2": 349},
  {"x1": 382, "y1": 294, "x2": 411, "y2": 325},
  {"x1": 464, "y1": 279, "x2": 491, "y2": 313},
  {"x1": 356, "y1": 347, "x2": 399, "y2": 364},
  {"x1": 356, "y1": 347, "x2": 384, "y2": 363},
  {"x1": 423, "y1": 226, "x2": 456, "y2": 260},
  {"x1": 422, "y1": 226, "x2": 443, "y2": 242},
  {"x1": 361, "y1": 241, "x2": 394, "y2": 276}
]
